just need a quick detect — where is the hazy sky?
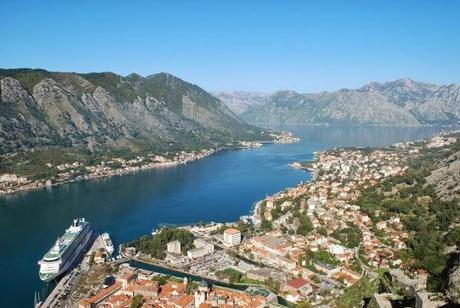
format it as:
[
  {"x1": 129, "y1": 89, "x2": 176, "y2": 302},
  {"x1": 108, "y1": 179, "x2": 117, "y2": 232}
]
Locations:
[{"x1": 1, "y1": 0, "x2": 459, "y2": 92}]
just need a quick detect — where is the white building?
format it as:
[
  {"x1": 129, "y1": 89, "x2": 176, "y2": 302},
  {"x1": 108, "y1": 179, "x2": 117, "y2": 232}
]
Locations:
[
  {"x1": 167, "y1": 240, "x2": 182, "y2": 254},
  {"x1": 187, "y1": 239, "x2": 214, "y2": 259},
  {"x1": 193, "y1": 239, "x2": 214, "y2": 253},
  {"x1": 223, "y1": 228, "x2": 241, "y2": 247}
]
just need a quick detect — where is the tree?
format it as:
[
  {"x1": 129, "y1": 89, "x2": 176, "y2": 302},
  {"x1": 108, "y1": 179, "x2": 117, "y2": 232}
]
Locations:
[
  {"x1": 260, "y1": 219, "x2": 272, "y2": 232},
  {"x1": 332, "y1": 224, "x2": 362, "y2": 248},
  {"x1": 266, "y1": 277, "x2": 280, "y2": 292},
  {"x1": 445, "y1": 227, "x2": 460, "y2": 246},
  {"x1": 130, "y1": 227, "x2": 195, "y2": 259},
  {"x1": 295, "y1": 302, "x2": 312, "y2": 308},
  {"x1": 296, "y1": 215, "x2": 313, "y2": 236},
  {"x1": 130, "y1": 294, "x2": 145, "y2": 308},
  {"x1": 153, "y1": 275, "x2": 170, "y2": 286},
  {"x1": 336, "y1": 278, "x2": 377, "y2": 308}
]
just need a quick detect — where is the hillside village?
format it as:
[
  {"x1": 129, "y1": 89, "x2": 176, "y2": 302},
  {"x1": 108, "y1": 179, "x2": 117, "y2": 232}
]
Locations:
[
  {"x1": 70, "y1": 131, "x2": 460, "y2": 307},
  {"x1": 0, "y1": 132, "x2": 299, "y2": 196}
]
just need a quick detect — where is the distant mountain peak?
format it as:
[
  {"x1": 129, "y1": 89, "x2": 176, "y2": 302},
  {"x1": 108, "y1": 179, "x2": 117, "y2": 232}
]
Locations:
[
  {"x1": 126, "y1": 73, "x2": 143, "y2": 79},
  {"x1": 271, "y1": 90, "x2": 300, "y2": 97},
  {"x1": 395, "y1": 77, "x2": 416, "y2": 84},
  {"x1": 240, "y1": 78, "x2": 460, "y2": 126}
]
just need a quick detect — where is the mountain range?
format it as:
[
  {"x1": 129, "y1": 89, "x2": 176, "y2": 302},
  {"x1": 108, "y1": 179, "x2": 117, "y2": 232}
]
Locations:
[
  {"x1": 3, "y1": 71, "x2": 459, "y2": 159},
  {"x1": 0, "y1": 69, "x2": 271, "y2": 156},
  {"x1": 215, "y1": 79, "x2": 460, "y2": 126},
  {"x1": 211, "y1": 91, "x2": 270, "y2": 115}
]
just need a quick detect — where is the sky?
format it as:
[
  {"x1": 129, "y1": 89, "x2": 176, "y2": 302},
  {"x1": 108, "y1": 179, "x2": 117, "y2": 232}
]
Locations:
[{"x1": 1, "y1": 0, "x2": 459, "y2": 92}]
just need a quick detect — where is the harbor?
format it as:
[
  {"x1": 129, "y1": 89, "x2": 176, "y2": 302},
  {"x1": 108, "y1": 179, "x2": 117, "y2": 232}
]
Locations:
[
  {"x1": 36, "y1": 224, "x2": 118, "y2": 308},
  {"x1": 0, "y1": 125, "x2": 444, "y2": 307}
]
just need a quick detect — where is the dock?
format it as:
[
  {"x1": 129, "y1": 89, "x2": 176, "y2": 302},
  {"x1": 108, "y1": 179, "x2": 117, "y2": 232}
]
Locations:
[
  {"x1": 38, "y1": 232, "x2": 100, "y2": 308},
  {"x1": 38, "y1": 269, "x2": 79, "y2": 308}
]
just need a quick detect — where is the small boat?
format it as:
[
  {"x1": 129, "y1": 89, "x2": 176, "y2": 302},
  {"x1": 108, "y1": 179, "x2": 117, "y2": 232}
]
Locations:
[{"x1": 101, "y1": 232, "x2": 114, "y2": 255}]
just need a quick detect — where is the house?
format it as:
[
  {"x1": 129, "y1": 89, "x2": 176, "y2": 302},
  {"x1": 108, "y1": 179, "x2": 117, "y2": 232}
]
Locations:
[
  {"x1": 282, "y1": 278, "x2": 313, "y2": 296},
  {"x1": 123, "y1": 279, "x2": 159, "y2": 297},
  {"x1": 332, "y1": 268, "x2": 361, "y2": 286},
  {"x1": 78, "y1": 282, "x2": 122, "y2": 308},
  {"x1": 117, "y1": 271, "x2": 137, "y2": 287},
  {"x1": 187, "y1": 239, "x2": 214, "y2": 259},
  {"x1": 314, "y1": 261, "x2": 338, "y2": 275},
  {"x1": 247, "y1": 269, "x2": 271, "y2": 282},
  {"x1": 167, "y1": 240, "x2": 182, "y2": 254},
  {"x1": 250, "y1": 235, "x2": 290, "y2": 256}
]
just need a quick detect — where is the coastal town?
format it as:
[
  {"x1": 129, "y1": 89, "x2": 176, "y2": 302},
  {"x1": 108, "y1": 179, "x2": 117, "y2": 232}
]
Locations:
[
  {"x1": 0, "y1": 131, "x2": 300, "y2": 195},
  {"x1": 33, "y1": 131, "x2": 460, "y2": 307},
  {"x1": 0, "y1": 149, "x2": 216, "y2": 195}
]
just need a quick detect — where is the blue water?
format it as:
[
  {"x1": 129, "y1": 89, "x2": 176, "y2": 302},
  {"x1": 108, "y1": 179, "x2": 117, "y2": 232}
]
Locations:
[{"x1": 0, "y1": 125, "x2": 445, "y2": 307}]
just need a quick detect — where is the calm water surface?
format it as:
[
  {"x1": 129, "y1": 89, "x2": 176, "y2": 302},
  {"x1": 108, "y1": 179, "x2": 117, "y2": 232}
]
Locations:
[{"x1": 0, "y1": 125, "x2": 445, "y2": 306}]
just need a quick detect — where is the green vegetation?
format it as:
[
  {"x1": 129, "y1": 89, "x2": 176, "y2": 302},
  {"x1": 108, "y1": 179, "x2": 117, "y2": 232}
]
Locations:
[
  {"x1": 302, "y1": 249, "x2": 340, "y2": 268},
  {"x1": 88, "y1": 251, "x2": 96, "y2": 267},
  {"x1": 152, "y1": 275, "x2": 170, "y2": 286},
  {"x1": 335, "y1": 278, "x2": 378, "y2": 308},
  {"x1": 258, "y1": 202, "x2": 273, "y2": 232},
  {"x1": 185, "y1": 281, "x2": 199, "y2": 294},
  {"x1": 130, "y1": 227, "x2": 194, "y2": 259},
  {"x1": 445, "y1": 227, "x2": 460, "y2": 246},
  {"x1": 354, "y1": 138, "x2": 460, "y2": 291},
  {"x1": 215, "y1": 268, "x2": 279, "y2": 293},
  {"x1": 216, "y1": 268, "x2": 244, "y2": 284},
  {"x1": 0, "y1": 68, "x2": 275, "y2": 180},
  {"x1": 293, "y1": 210, "x2": 313, "y2": 236},
  {"x1": 265, "y1": 277, "x2": 281, "y2": 293},
  {"x1": 0, "y1": 145, "x2": 161, "y2": 179},
  {"x1": 331, "y1": 224, "x2": 362, "y2": 248},
  {"x1": 294, "y1": 302, "x2": 312, "y2": 308},
  {"x1": 209, "y1": 221, "x2": 253, "y2": 236},
  {"x1": 130, "y1": 294, "x2": 145, "y2": 308},
  {"x1": 260, "y1": 219, "x2": 273, "y2": 232},
  {"x1": 239, "y1": 277, "x2": 265, "y2": 285}
]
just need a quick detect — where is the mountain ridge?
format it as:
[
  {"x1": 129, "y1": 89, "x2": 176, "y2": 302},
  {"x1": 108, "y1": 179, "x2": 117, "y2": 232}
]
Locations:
[
  {"x1": 0, "y1": 68, "x2": 272, "y2": 156},
  {"x1": 215, "y1": 79, "x2": 460, "y2": 126}
]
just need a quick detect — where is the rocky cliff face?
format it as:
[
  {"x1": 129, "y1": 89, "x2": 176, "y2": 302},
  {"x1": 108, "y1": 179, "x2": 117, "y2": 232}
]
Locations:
[
  {"x1": 426, "y1": 150, "x2": 460, "y2": 202},
  {"x1": 211, "y1": 91, "x2": 270, "y2": 114},
  {"x1": 239, "y1": 79, "x2": 460, "y2": 126},
  {"x1": 0, "y1": 69, "x2": 270, "y2": 155},
  {"x1": 447, "y1": 260, "x2": 460, "y2": 304}
]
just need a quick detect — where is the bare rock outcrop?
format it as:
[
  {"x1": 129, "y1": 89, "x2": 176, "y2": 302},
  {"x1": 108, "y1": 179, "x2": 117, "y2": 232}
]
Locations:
[{"x1": 426, "y1": 151, "x2": 460, "y2": 202}]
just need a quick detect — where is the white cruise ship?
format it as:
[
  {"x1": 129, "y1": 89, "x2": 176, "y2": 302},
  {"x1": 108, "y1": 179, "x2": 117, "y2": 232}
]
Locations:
[
  {"x1": 38, "y1": 218, "x2": 93, "y2": 282},
  {"x1": 101, "y1": 232, "x2": 114, "y2": 255}
]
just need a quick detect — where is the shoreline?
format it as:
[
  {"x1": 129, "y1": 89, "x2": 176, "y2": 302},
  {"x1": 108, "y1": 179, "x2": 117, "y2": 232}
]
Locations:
[
  {"x1": 0, "y1": 134, "x2": 300, "y2": 197},
  {"x1": 0, "y1": 148, "x2": 219, "y2": 197},
  {"x1": 0, "y1": 149, "x2": 216, "y2": 197}
]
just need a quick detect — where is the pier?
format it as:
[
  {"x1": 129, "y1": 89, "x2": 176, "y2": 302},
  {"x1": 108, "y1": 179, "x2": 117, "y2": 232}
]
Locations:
[{"x1": 38, "y1": 269, "x2": 79, "y2": 308}]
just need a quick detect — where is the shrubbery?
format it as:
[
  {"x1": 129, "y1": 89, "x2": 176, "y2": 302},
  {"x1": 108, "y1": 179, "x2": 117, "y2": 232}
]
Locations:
[{"x1": 130, "y1": 227, "x2": 194, "y2": 259}]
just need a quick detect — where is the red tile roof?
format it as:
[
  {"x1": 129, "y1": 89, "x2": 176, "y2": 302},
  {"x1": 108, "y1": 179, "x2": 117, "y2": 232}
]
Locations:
[
  {"x1": 224, "y1": 228, "x2": 241, "y2": 235},
  {"x1": 286, "y1": 278, "x2": 308, "y2": 289}
]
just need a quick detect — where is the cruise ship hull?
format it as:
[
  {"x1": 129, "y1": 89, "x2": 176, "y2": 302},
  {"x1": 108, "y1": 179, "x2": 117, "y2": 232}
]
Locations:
[
  {"x1": 101, "y1": 233, "x2": 114, "y2": 256},
  {"x1": 39, "y1": 225, "x2": 93, "y2": 282}
]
